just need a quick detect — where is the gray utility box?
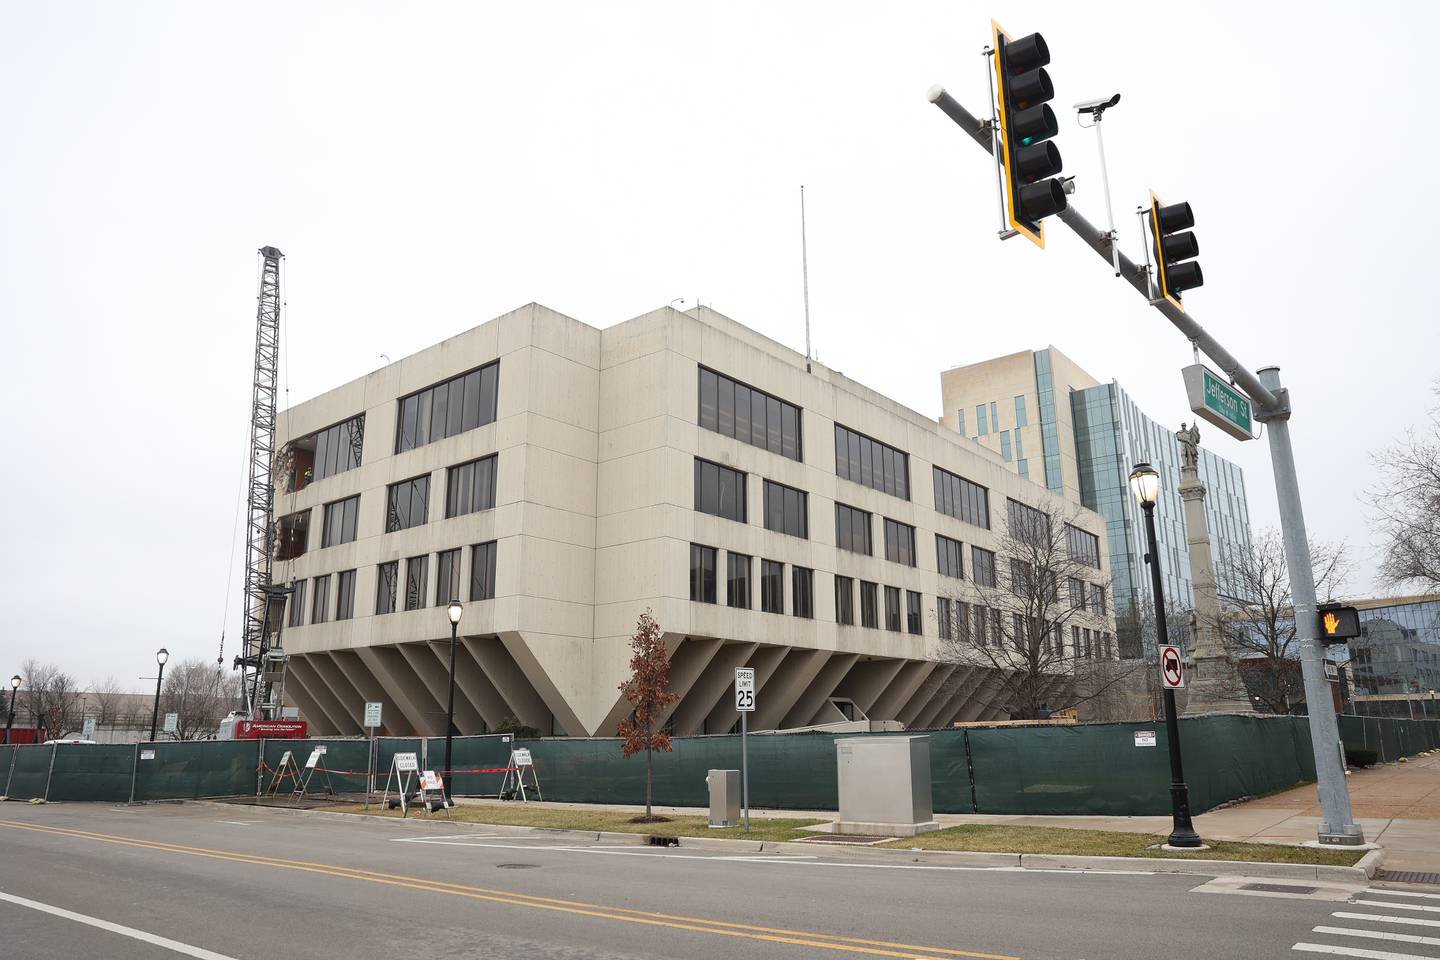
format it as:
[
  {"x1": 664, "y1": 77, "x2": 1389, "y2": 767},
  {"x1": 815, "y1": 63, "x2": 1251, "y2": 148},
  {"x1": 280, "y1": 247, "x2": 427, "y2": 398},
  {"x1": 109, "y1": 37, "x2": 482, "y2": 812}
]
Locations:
[
  {"x1": 706, "y1": 769, "x2": 741, "y2": 828},
  {"x1": 834, "y1": 735, "x2": 940, "y2": 836}
]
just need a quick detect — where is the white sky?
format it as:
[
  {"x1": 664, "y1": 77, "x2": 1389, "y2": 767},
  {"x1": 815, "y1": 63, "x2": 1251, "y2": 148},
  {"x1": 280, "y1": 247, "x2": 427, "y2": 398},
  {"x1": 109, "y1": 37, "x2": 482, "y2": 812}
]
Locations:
[{"x1": 3, "y1": 2, "x2": 1434, "y2": 691}]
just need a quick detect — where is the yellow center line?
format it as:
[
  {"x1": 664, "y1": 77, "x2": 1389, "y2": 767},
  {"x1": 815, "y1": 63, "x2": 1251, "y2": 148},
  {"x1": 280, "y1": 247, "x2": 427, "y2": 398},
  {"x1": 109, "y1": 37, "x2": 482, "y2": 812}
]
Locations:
[{"x1": 0, "y1": 818, "x2": 1019, "y2": 960}]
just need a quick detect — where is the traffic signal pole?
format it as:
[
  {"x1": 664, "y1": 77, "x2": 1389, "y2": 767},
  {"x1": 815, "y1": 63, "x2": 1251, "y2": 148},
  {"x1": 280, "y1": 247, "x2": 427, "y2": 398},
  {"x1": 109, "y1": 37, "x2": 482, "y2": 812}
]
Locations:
[{"x1": 927, "y1": 85, "x2": 1364, "y2": 845}]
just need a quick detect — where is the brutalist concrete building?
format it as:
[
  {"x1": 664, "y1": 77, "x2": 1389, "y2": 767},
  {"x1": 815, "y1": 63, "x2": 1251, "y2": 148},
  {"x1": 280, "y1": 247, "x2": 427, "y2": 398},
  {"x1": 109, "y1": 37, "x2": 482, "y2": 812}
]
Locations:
[{"x1": 270, "y1": 304, "x2": 1115, "y2": 736}]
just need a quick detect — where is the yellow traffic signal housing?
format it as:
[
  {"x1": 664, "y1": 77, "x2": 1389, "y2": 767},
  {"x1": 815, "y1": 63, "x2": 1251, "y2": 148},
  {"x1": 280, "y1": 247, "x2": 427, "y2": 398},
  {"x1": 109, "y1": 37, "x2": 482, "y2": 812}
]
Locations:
[{"x1": 992, "y1": 20, "x2": 1067, "y2": 248}]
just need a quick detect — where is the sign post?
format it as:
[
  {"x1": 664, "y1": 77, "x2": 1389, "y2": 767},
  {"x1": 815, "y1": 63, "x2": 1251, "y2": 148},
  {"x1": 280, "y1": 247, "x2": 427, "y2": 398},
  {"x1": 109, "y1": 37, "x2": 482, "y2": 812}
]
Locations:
[
  {"x1": 363, "y1": 701, "x2": 382, "y2": 805},
  {"x1": 735, "y1": 667, "x2": 755, "y2": 833}
]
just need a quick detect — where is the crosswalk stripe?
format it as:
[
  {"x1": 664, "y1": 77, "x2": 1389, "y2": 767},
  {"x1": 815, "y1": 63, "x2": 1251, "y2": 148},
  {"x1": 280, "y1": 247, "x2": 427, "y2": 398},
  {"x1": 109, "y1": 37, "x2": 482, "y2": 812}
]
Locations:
[
  {"x1": 1369, "y1": 891, "x2": 1440, "y2": 902},
  {"x1": 1293, "y1": 941, "x2": 1440, "y2": 958},
  {"x1": 1354, "y1": 900, "x2": 1440, "y2": 914},
  {"x1": 1334, "y1": 913, "x2": 1440, "y2": 930},
  {"x1": 1313, "y1": 926, "x2": 1440, "y2": 947}
]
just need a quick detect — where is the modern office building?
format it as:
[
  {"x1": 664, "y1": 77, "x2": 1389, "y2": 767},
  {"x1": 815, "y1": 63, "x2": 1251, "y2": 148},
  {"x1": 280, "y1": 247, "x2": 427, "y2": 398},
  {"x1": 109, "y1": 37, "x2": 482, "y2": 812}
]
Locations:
[
  {"x1": 270, "y1": 305, "x2": 1115, "y2": 737},
  {"x1": 1349, "y1": 595, "x2": 1440, "y2": 712},
  {"x1": 939, "y1": 347, "x2": 1253, "y2": 653}
]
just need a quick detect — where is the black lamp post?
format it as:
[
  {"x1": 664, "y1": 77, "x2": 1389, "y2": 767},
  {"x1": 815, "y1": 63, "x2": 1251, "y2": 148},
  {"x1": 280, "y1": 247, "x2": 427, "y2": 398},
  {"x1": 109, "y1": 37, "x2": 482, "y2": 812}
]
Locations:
[
  {"x1": 1129, "y1": 462, "x2": 1203, "y2": 849},
  {"x1": 5, "y1": 674, "x2": 19, "y2": 744},
  {"x1": 149, "y1": 648, "x2": 169, "y2": 742},
  {"x1": 443, "y1": 599, "x2": 463, "y2": 804}
]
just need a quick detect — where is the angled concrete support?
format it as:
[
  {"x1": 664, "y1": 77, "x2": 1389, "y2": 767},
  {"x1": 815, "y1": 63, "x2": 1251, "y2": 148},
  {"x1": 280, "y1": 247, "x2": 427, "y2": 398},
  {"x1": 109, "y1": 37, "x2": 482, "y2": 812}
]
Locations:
[
  {"x1": 868, "y1": 660, "x2": 938, "y2": 722},
  {"x1": 669, "y1": 642, "x2": 759, "y2": 736},
  {"x1": 705, "y1": 645, "x2": 788, "y2": 735},
  {"x1": 466, "y1": 636, "x2": 552, "y2": 732},
  {"x1": 355, "y1": 645, "x2": 443, "y2": 736},
  {"x1": 752, "y1": 649, "x2": 831, "y2": 731},
  {"x1": 781, "y1": 652, "x2": 860, "y2": 728}
]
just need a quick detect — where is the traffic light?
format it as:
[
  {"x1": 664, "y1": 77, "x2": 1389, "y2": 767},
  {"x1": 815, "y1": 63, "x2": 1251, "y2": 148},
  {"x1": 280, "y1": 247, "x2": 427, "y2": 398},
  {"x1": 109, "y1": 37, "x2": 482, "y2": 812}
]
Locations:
[
  {"x1": 1316, "y1": 604, "x2": 1361, "y2": 644},
  {"x1": 1148, "y1": 190, "x2": 1203, "y2": 310},
  {"x1": 992, "y1": 21, "x2": 1066, "y2": 247}
]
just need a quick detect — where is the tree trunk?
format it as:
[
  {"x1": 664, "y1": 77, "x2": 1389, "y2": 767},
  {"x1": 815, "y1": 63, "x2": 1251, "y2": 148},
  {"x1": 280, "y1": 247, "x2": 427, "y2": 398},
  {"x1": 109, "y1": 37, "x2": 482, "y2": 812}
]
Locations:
[{"x1": 645, "y1": 719, "x2": 653, "y2": 819}]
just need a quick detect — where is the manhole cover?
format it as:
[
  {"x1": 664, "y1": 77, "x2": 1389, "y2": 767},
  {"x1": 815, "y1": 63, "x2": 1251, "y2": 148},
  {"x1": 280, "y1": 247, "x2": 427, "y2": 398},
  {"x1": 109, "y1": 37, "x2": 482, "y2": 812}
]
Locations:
[
  {"x1": 1240, "y1": 883, "x2": 1318, "y2": 895},
  {"x1": 496, "y1": 863, "x2": 539, "y2": 870},
  {"x1": 796, "y1": 834, "x2": 891, "y2": 845},
  {"x1": 1376, "y1": 870, "x2": 1440, "y2": 885}
]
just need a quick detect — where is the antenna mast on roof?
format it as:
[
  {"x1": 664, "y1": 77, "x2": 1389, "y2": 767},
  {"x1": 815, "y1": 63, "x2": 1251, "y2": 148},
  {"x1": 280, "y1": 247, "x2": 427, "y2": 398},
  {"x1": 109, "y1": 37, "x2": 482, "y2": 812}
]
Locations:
[{"x1": 800, "y1": 185, "x2": 812, "y2": 373}]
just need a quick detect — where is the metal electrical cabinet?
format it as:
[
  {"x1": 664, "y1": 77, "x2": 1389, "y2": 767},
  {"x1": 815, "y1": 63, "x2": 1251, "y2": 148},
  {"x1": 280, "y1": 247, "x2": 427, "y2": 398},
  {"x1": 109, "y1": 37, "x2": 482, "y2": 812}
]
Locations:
[{"x1": 706, "y1": 769, "x2": 740, "y2": 827}]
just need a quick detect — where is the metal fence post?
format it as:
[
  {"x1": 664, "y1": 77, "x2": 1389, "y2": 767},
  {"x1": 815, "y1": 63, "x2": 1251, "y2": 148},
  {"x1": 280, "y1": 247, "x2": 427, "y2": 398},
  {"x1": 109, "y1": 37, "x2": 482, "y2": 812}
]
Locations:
[
  {"x1": 128, "y1": 742, "x2": 139, "y2": 804},
  {"x1": 43, "y1": 743, "x2": 58, "y2": 802}
]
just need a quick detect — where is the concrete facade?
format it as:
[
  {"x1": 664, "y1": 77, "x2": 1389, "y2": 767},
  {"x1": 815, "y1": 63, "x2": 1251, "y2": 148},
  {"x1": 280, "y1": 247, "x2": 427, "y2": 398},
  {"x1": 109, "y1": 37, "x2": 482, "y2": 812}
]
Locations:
[{"x1": 271, "y1": 304, "x2": 1115, "y2": 737}]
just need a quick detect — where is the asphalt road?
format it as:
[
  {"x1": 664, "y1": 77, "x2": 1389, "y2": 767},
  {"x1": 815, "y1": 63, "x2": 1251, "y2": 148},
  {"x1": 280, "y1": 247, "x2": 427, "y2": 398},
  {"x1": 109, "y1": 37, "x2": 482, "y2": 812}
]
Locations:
[{"x1": 1, "y1": 802, "x2": 1436, "y2": 960}]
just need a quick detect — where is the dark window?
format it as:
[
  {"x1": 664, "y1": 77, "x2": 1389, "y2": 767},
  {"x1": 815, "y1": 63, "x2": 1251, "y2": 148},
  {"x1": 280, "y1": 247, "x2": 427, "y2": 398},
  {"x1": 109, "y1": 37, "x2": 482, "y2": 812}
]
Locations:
[
  {"x1": 1091, "y1": 585, "x2": 1107, "y2": 616},
  {"x1": 971, "y1": 547, "x2": 997, "y2": 587},
  {"x1": 932, "y1": 466, "x2": 990, "y2": 529},
  {"x1": 436, "y1": 548, "x2": 461, "y2": 606},
  {"x1": 288, "y1": 579, "x2": 306, "y2": 628},
  {"x1": 386, "y1": 475, "x2": 430, "y2": 532},
  {"x1": 446, "y1": 455, "x2": 498, "y2": 518},
  {"x1": 936, "y1": 534, "x2": 965, "y2": 579},
  {"x1": 937, "y1": 597, "x2": 953, "y2": 640},
  {"x1": 322, "y1": 496, "x2": 360, "y2": 548},
  {"x1": 336, "y1": 570, "x2": 356, "y2": 621},
  {"x1": 404, "y1": 555, "x2": 428, "y2": 611},
  {"x1": 312, "y1": 575, "x2": 331, "y2": 624},
  {"x1": 835, "y1": 576, "x2": 854, "y2": 625},
  {"x1": 883, "y1": 519, "x2": 916, "y2": 566},
  {"x1": 860, "y1": 581, "x2": 879, "y2": 628},
  {"x1": 835, "y1": 503, "x2": 872, "y2": 555},
  {"x1": 690, "y1": 544, "x2": 717, "y2": 603},
  {"x1": 276, "y1": 510, "x2": 311, "y2": 561},
  {"x1": 376, "y1": 561, "x2": 398, "y2": 614},
  {"x1": 470, "y1": 541, "x2": 497, "y2": 601},
  {"x1": 698, "y1": 366, "x2": 802, "y2": 461},
  {"x1": 727, "y1": 552, "x2": 751, "y2": 608},
  {"x1": 1009, "y1": 558, "x2": 1034, "y2": 596},
  {"x1": 761, "y1": 560, "x2": 784, "y2": 614},
  {"x1": 763, "y1": 480, "x2": 808, "y2": 538},
  {"x1": 396, "y1": 360, "x2": 499, "y2": 453},
  {"x1": 974, "y1": 605, "x2": 989, "y2": 647},
  {"x1": 884, "y1": 586, "x2": 902, "y2": 632},
  {"x1": 306, "y1": 415, "x2": 365, "y2": 484},
  {"x1": 792, "y1": 567, "x2": 814, "y2": 618},
  {"x1": 1069, "y1": 577, "x2": 1086, "y2": 610},
  {"x1": 834, "y1": 424, "x2": 909, "y2": 499},
  {"x1": 1067, "y1": 524, "x2": 1102, "y2": 568},
  {"x1": 694, "y1": 458, "x2": 747, "y2": 522},
  {"x1": 1007, "y1": 498, "x2": 1050, "y2": 545},
  {"x1": 906, "y1": 590, "x2": 922, "y2": 635}
]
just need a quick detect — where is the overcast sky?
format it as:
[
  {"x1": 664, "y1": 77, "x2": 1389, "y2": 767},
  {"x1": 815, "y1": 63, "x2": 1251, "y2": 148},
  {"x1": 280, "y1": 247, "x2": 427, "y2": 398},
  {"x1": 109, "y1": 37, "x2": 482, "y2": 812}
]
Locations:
[{"x1": 2, "y1": 2, "x2": 1434, "y2": 691}]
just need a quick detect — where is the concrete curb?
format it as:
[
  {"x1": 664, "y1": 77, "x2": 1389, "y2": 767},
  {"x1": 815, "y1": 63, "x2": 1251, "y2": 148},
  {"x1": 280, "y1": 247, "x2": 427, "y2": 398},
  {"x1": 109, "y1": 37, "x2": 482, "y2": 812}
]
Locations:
[{"x1": 194, "y1": 799, "x2": 1384, "y2": 882}]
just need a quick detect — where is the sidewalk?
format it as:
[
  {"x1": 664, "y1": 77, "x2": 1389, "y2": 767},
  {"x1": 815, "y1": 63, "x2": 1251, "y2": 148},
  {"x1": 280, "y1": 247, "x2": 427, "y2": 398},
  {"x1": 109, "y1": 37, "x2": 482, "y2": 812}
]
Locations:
[{"x1": 454, "y1": 751, "x2": 1440, "y2": 870}]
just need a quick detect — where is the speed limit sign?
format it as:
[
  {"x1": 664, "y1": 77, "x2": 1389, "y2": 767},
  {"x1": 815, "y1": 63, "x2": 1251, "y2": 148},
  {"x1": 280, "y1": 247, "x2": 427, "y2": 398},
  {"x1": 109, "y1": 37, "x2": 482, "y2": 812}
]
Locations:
[
  {"x1": 1160, "y1": 645, "x2": 1185, "y2": 689},
  {"x1": 735, "y1": 668, "x2": 756, "y2": 712}
]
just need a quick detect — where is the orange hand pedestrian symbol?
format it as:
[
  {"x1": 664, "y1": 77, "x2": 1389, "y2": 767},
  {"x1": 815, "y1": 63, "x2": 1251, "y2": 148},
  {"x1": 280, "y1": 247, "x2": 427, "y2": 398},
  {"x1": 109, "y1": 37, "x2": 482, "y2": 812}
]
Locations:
[{"x1": 1322, "y1": 612, "x2": 1340, "y2": 635}]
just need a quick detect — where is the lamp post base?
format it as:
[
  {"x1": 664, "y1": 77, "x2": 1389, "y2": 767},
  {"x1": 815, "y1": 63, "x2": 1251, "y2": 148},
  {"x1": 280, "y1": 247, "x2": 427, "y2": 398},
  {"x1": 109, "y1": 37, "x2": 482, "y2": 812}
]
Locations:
[{"x1": 1168, "y1": 782, "x2": 1203, "y2": 848}]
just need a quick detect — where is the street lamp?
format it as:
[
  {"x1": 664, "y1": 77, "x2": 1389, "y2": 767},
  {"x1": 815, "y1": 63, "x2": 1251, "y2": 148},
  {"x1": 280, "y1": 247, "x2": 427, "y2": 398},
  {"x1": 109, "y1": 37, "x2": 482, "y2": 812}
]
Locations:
[
  {"x1": 5, "y1": 674, "x2": 20, "y2": 745},
  {"x1": 1129, "y1": 462, "x2": 1203, "y2": 849},
  {"x1": 149, "y1": 648, "x2": 169, "y2": 742},
  {"x1": 443, "y1": 600, "x2": 463, "y2": 805}
]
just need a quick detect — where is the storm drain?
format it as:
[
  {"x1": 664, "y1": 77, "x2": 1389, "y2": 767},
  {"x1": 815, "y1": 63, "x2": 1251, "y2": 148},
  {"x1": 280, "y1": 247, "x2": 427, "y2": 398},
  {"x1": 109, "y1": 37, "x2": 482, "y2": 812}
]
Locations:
[
  {"x1": 496, "y1": 863, "x2": 539, "y2": 870},
  {"x1": 1240, "y1": 883, "x2": 1319, "y2": 895},
  {"x1": 1376, "y1": 870, "x2": 1440, "y2": 885}
]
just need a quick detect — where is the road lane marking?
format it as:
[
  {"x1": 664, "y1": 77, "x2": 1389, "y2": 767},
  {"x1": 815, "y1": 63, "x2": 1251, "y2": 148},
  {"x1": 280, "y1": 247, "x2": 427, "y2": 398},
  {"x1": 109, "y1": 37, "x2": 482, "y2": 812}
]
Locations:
[
  {"x1": 0, "y1": 819, "x2": 1016, "y2": 960},
  {"x1": 1293, "y1": 942, "x2": 1437, "y2": 958},
  {"x1": 1368, "y1": 890, "x2": 1440, "y2": 900},
  {"x1": 0, "y1": 890, "x2": 239, "y2": 960},
  {"x1": 1313, "y1": 926, "x2": 1440, "y2": 947},
  {"x1": 1354, "y1": 900, "x2": 1440, "y2": 913},
  {"x1": 1333, "y1": 912, "x2": 1440, "y2": 929}
]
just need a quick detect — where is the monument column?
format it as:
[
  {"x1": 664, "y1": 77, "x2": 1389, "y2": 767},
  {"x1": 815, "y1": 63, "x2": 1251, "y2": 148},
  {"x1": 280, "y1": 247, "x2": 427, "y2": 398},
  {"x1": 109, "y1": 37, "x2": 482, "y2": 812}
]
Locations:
[{"x1": 1176, "y1": 422, "x2": 1253, "y2": 714}]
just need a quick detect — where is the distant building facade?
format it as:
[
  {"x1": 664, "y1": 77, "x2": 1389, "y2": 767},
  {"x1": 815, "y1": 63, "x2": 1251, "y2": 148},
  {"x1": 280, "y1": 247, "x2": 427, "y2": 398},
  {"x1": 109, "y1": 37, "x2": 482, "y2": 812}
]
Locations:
[
  {"x1": 940, "y1": 347, "x2": 1253, "y2": 654},
  {"x1": 1349, "y1": 595, "x2": 1440, "y2": 711}
]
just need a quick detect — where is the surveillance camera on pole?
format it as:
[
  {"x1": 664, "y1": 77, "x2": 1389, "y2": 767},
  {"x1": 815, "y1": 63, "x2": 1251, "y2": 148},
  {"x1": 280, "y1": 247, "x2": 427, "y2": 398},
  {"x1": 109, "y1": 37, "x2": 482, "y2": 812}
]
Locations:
[{"x1": 1074, "y1": 93, "x2": 1122, "y2": 276}]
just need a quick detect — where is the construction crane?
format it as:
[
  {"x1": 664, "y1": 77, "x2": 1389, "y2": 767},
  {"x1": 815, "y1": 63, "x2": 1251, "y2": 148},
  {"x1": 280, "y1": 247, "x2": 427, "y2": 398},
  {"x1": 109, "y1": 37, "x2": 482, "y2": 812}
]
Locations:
[{"x1": 232, "y1": 245, "x2": 291, "y2": 720}]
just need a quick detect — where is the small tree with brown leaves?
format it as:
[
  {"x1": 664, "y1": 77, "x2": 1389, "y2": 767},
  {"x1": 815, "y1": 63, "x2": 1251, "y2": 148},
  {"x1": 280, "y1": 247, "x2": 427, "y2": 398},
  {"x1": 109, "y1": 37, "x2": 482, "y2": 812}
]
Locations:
[{"x1": 616, "y1": 610, "x2": 678, "y2": 821}]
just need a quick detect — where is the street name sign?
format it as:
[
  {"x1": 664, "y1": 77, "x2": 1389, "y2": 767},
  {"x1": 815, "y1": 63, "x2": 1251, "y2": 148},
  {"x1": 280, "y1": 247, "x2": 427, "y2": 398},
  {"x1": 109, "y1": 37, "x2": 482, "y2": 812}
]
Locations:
[
  {"x1": 1160, "y1": 645, "x2": 1185, "y2": 689},
  {"x1": 363, "y1": 701, "x2": 383, "y2": 728},
  {"x1": 1182, "y1": 364, "x2": 1254, "y2": 441},
  {"x1": 735, "y1": 668, "x2": 756, "y2": 712}
]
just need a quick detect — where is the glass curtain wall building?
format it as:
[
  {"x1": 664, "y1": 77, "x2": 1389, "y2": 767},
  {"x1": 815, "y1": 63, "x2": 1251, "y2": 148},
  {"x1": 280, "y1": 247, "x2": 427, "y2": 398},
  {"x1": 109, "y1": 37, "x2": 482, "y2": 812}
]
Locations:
[
  {"x1": 1351, "y1": 596, "x2": 1440, "y2": 711},
  {"x1": 1071, "y1": 381, "x2": 1253, "y2": 656}
]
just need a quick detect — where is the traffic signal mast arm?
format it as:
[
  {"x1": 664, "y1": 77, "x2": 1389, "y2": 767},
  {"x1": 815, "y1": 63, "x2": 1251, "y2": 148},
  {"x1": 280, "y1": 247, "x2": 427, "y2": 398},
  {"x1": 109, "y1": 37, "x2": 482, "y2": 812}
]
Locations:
[{"x1": 927, "y1": 86, "x2": 1282, "y2": 418}]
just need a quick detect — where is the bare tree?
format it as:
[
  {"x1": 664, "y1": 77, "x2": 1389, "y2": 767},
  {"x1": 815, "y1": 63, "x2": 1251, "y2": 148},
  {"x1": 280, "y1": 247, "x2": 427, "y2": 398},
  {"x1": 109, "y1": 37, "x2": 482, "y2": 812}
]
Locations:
[
  {"x1": 1216, "y1": 527, "x2": 1349, "y2": 715},
  {"x1": 936, "y1": 501, "x2": 1134, "y2": 720},
  {"x1": 90, "y1": 676, "x2": 126, "y2": 727},
  {"x1": 158, "y1": 659, "x2": 245, "y2": 740},
  {"x1": 1368, "y1": 380, "x2": 1440, "y2": 590},
  {"x1": 19, "y1": 660, "x2": 83, "y2": 738}
]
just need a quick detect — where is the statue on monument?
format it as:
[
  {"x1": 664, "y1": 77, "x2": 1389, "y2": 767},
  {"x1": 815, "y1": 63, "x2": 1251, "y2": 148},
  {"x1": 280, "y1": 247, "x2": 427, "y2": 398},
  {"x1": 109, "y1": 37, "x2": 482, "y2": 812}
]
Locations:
[{"x1": 1178, "y1": 420, "x2": 1201, "y2": 473}]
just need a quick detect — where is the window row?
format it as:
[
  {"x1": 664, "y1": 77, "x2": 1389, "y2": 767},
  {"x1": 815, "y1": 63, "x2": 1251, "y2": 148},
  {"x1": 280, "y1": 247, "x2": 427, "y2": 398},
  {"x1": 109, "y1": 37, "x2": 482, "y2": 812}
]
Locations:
[
  {"x1": 933, "y1": 466, "x2": 989, "y2": 529},
  {"x1": 935, "y1": 597, "x2": 1115, "y2": 660},
  {"x1": 697, "y1": 367, "x2": 802, "y2": 461},
  {"x1": 834, "y1": 576, "x2": 922, "y2": 635},
  {"x1": 1067, "y1": 524, "x2": 1102, "y2": 569},
  {"x1": 1067, "y1": 577, "x2": 1108, "y2": 616},
  {"x1": 386, "y1": 454, "x2": 499, "y2": 534},
  {"x1": 395, "y1": 360, "x2": 499, "y2": 454},
  {"x1": 1006, "y1": 498, "x2": 1049, "y2": 544},
  {"x1": 375, "y1": 541, "x2": 497, "y2": 615},
  {"x1": 305, "y1": 415, "x2": 364, "y2": 485},
  {"x1": 287, "y1": 569, "x2": 359, "y2": 627},
  {"x1": 834, "y1": 424, "x2": 910, "y2": 500},
  {"x1": 689, "y1": 545, "x2": 813, "y2": 617}
]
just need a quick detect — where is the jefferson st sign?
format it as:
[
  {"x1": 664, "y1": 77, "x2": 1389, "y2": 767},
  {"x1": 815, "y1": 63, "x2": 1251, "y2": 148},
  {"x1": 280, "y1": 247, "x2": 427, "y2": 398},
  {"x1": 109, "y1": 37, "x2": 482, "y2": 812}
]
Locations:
[{"x1": 1182, "y1": 363, "x2": 1254, "y2": 441}]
